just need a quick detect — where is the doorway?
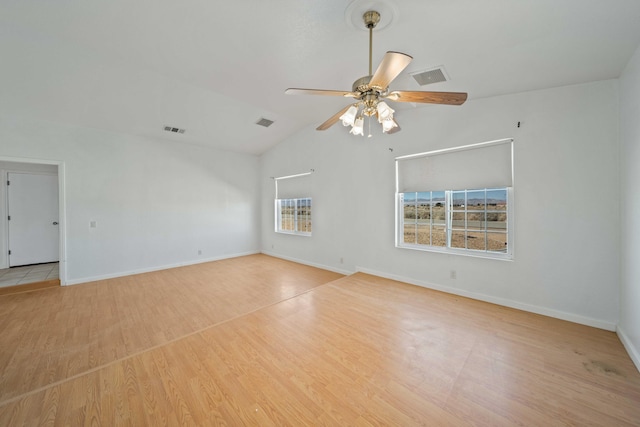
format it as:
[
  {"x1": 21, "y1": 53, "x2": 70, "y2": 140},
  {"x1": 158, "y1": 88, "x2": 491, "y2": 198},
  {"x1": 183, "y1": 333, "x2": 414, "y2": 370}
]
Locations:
[
  {"x1": 8, "y1": 172, "x2": 59, "y2": 266},
  {"x1": 0, "y1": 158, "x2": 64, "y2": 286}
]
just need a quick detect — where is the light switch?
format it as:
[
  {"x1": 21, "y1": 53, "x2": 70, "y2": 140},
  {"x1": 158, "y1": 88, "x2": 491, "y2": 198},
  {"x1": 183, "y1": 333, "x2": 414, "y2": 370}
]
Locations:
[{"x1": 90, "y1": 220, "x2": 97, "y2": 228}]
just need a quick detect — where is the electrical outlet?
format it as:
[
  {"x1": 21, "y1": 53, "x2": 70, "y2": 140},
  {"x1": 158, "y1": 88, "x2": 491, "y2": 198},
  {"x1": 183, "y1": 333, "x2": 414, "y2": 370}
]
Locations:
[
  {"x1": 198, "y1": 250, "x2": 202, "y2": 255},
  {"x1": 340, "y1": 257, "x2": 344, "y2": 264},
  {"x1": 450, "y1": 270, "x2": 457, "y2": 279}
]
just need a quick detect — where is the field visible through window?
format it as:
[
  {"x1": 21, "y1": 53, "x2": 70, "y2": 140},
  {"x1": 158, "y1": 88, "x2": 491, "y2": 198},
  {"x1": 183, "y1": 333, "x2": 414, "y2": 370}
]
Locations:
[
  {"x1": 401, "y1": 189, "x2": 508, "y2": 253},
  {"x1": 280, "y1": 205, "x2": 312, "y2": 233}
]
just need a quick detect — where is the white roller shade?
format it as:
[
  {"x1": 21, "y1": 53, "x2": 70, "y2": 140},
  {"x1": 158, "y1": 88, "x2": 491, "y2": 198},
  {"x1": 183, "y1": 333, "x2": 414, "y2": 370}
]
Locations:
[
  {"x1": 275, "y1": 171, "x2": 313, "y2": 199},
  {"x1": 397, "y1": 139, "x2": 513, "y2": 193}
]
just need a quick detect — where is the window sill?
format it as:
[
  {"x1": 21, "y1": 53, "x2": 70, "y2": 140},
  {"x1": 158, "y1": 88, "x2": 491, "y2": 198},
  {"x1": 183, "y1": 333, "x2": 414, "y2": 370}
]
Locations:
[
  {"x1": 276, "y1": 231, "x2": 312, "y2": 237},
  {"x1": 397, "y1": 243, "x2": 513, "y2": 261}
]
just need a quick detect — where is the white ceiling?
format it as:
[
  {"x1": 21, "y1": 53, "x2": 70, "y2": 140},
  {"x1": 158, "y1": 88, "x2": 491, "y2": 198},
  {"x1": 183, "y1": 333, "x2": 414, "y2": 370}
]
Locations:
[{"x1": 2, "y1": 0, "x2": 640, "y2": 155}]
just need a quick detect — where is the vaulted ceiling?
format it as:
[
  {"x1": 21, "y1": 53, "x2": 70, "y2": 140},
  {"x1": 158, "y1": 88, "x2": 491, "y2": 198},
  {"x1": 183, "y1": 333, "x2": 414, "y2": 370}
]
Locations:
[{"x1": 2, "y1": 0, "x2": 640, "y2": 155}]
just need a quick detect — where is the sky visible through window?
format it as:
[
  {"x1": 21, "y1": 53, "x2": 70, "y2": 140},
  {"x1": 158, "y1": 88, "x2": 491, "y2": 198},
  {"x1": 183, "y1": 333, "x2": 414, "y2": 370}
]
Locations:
[{"x1": 402, "y1": 190, "x2": 507, "y2": 203}]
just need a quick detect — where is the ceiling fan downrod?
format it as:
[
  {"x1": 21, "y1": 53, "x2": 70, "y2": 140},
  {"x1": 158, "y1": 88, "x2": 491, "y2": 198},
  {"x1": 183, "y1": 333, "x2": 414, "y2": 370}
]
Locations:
[
  {"x1": 357, "y1": 10, "x2": 382, "y2": 116},
  {"x1": 363, "y1": 11, "x2": 380, "y2": 77}
]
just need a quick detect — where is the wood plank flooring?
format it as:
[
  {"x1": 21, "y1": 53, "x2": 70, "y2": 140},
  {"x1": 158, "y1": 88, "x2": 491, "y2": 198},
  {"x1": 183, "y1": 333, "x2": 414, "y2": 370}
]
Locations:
[{"x1": 1, "y1": 254, "x2": 639, "y2": 425}]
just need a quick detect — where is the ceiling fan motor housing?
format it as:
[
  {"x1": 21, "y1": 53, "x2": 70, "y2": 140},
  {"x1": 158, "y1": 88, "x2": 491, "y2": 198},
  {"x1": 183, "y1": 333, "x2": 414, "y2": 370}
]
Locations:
[
  {"x1": 352, "y1": 75, "x2": 386, "y2": 116},
  {"x1": 352, "y1": 75, "x2": 373, "y2": 92}
]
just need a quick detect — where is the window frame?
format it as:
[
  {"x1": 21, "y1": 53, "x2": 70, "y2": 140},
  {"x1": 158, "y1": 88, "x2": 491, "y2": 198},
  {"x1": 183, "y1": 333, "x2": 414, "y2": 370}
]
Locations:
[
  {"x1": 396, "y1": 187, "x2": 513, "y2": 260},
  {"x1": 275, "y1": 197, "x2": 312, "y2": 236}
]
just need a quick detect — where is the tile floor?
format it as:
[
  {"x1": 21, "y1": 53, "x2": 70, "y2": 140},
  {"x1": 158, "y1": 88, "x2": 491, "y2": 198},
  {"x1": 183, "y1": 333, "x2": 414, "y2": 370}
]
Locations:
[{"x1": 0, "y1": 262, "x2": 59, "y2": 288}]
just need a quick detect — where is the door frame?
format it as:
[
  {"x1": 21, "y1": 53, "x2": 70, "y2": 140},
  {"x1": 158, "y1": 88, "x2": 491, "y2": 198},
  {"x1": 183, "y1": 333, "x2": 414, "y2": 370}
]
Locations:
[{"x1": 0, "y1": 156, "x2": 67, "y2": 285}]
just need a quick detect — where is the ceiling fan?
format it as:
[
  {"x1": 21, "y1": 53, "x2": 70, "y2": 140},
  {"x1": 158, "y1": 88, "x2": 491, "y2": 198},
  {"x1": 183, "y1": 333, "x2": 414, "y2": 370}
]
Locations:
[{"x1": 285, "y1": 10, "x2": 467, "y2": 136}]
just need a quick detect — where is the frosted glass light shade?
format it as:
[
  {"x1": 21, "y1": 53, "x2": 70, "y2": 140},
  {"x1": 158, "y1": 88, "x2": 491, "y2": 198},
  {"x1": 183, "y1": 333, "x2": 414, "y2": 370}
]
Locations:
[
  {"x1": 381, "y1": 118, "x2": 398, "y2": 133},
  {"x1": 339, "y1": 106, "x2": 358, "y2": 127},
  {"x1": 377, "y1": 102, "x2": 395, "y2": 122},
  {"x1": 350, "y1": 117, "x2": 364, "y2": 135}
]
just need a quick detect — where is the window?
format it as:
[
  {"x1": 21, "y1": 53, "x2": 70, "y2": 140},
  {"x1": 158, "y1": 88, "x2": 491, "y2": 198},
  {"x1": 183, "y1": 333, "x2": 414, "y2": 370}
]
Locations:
[
  {"x1": 273, "y1": 170, "x2": 314, "y2": 236},
  {"x1": 400, "y1": 188, "x2": 510, "y2": 256},
  {"x1": 276, "y1": 198, "x2": 312, "y2": 235},
  {"x1": 395, "y1": 138, "x2": 513, "y2": 259}
]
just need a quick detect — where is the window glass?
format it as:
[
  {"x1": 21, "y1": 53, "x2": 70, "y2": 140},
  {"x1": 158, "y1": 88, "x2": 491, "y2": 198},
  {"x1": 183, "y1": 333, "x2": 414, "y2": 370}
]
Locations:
[
  {"x1": 276, "y1": 198, "x2": 312, "y2": 236},
  {"x1": 398, "y1": 188, "x2": 510, "y2": 257}
]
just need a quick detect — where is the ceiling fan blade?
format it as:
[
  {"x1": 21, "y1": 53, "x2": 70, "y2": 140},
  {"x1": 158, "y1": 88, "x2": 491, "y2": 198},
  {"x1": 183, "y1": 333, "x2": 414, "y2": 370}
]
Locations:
[
  {"x1": 386, "y1": 91, "x2": 468, "y2": 105},
  {"x1": 369, "y1": 51, "x2": 413, "y2": 90},
  {"x1": 285, "y1": 88, "x2": 357, "y2": 98},
  {"x1": 316, "y1": 104, "x2": 355, "y2": 131}
]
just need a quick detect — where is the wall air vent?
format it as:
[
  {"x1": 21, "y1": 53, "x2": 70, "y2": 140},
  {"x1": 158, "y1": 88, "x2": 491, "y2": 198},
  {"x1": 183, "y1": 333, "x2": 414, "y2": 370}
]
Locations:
[
  {"x1": 410, "y1": 66, "x2": 448, "y2": 86},
  {"x1": 163, "y1": 126, "x2": 186, "y2": 134},
  {"x1": 256, "y1": 118, "x2": 275, "y2": 128}
]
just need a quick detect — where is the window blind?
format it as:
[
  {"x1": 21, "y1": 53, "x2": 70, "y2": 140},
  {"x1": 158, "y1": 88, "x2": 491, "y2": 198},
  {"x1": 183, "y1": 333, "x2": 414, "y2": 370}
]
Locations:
[
  {"x1": 275, "y1": 171, "x2": 313, "y2": 199},
  {"x1": 396, "y1": 138, "x2": 513, "y2": 193}
]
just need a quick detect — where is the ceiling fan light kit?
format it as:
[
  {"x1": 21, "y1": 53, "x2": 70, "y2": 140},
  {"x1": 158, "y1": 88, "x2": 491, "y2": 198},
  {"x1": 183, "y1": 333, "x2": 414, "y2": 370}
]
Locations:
[{"x1": 285, "y1": 7, "x2": 468, "y2": 137}]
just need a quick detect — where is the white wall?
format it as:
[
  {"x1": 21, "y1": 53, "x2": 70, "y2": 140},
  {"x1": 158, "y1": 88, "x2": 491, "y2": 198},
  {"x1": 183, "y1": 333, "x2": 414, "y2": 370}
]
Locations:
[
  {"x1": 619, "y1": 44, "x2": 640, "y2": 369},
  {"x1": 0, "y1": 114, "x2": 260, "y2": 284},
  {"x1": 261, "y1": 80, "x2": 620, "y2": 330}
]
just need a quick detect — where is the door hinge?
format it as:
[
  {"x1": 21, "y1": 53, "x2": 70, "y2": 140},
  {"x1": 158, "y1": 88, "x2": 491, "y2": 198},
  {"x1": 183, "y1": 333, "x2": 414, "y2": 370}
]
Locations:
[
  {"x1": 8, "y1": 250, "x2": 11, "y2": 255},
  {"x1": 6, "y1": 180, "x2": 9, "y2": 186},
  {"x1": 7, "y1": 216, "x2": 10, "y2": 221}
]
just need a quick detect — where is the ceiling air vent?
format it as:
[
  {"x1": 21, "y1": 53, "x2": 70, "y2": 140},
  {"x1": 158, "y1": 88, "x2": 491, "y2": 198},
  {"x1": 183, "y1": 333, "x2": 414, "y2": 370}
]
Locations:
[
  {"x1": 256, "y1": 118, "x2": 274, "y2": 128},
  {"x1": 163, "y1": 126, "x2": 186, "y2": 134},
  {"x1": 410, "y1": 66, "x2": 448, "y2": 86}
]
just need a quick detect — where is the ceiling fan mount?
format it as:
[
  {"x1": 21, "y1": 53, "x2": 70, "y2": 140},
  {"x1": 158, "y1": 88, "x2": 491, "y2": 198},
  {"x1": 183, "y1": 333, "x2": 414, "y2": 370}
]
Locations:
[
  {"x1": 285, "y1": 10, "x2": 468, "y2": 135},
  {"x1": 363, "y1": 10, "x2": 380, "y2": 29}
]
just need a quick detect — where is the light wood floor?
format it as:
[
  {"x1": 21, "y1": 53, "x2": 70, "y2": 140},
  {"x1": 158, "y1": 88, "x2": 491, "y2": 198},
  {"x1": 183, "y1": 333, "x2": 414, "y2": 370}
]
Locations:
[{"x1": 0, "y1": 255, "x2": 638, "y2": 425}]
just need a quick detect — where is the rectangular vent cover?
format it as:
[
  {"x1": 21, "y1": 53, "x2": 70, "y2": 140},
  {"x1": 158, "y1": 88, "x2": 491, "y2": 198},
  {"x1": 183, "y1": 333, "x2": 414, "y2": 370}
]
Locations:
[
  {"x1": 164, "y1": 126, "x2": 186, "y2": 134},
  {"x1": 411, "y1": 67, "x2": 448, "y2": 86},
  {"x1": 256, "y1": 118, "x2": 274, "y2": 128}
]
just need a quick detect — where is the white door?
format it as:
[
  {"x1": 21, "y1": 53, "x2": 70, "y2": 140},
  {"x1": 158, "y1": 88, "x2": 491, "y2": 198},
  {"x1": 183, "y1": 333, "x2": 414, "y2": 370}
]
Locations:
[{"x1": 7, "y1": 173, "x2": 59, "y2": 267}]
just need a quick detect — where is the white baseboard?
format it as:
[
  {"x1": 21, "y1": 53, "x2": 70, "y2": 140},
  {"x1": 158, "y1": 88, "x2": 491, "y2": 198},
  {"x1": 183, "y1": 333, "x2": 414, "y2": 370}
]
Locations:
[
  {"x1": 617, "y1": 326, "x2": 640, "y2": 373},
  {"x1": 261, "y1": 251, "x2": 352, "y2": 276},
  {"x1": 64, "y1": 251, "x2": 260, "y2": 286},
  {"x1": 355, "y1": 266, "x2": 618, "y2": 332}
]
